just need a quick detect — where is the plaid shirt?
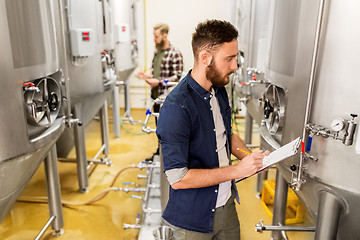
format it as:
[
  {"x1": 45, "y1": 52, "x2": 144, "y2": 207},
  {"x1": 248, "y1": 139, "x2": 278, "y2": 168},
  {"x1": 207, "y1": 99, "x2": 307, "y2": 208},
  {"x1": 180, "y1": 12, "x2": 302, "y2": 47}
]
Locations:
[{"x1": 152, "y1": 44, "x2": 184, "y2": 96}]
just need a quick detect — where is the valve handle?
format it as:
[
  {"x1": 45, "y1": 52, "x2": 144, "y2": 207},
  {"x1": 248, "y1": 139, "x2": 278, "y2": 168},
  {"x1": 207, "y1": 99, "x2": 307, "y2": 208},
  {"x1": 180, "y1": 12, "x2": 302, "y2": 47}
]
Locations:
[
  {"x1": 301, "y1": 142, "x2": 305, "y2": 153},
  {"x1": 145, "y1": 109, "x2": 152, "y2": 115},
  {"x1": 306, "y1": 137, "x2": 313, "y2": 152},
  {"x1": 24, "y1": 82, "x2": 35, "y2": 87}
]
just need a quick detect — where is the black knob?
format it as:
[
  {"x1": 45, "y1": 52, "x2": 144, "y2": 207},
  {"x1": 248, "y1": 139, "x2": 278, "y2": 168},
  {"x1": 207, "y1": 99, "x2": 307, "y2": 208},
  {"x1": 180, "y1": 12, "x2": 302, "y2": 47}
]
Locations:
[
  {"x1": 78, "y1": 121, "x2": 83, "y2": 126},
  {"x1": 48, "y1": 92, "x2": 59, "y2": 111},
  {"x1": 290, "y1": 165, "x2": 297, "y2": 171},
  {"x1": 263, "y1": 99, "x2": 274, "y2": 119}
]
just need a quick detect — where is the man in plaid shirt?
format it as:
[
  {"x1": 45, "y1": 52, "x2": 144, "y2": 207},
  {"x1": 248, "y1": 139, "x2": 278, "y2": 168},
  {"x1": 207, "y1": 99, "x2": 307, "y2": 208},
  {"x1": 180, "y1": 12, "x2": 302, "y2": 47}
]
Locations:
[
  {"x1": 138, "y1": 23, "x2": 184, "y2": 98},
  {"x1": 138, "y1": 23, "x2": 184, "y2": 160}
]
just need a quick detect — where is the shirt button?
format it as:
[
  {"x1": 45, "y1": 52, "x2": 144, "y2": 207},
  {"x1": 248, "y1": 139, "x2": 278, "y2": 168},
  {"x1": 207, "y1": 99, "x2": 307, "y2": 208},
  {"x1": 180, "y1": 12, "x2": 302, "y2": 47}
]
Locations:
[
  {"x1": 215, "y1": 190, "x2": 218, "y2": 193},
  {"x1": 215, "y1": 149, "x2": 218, "y2": 152},
  {"x1": 212, "y1": 209, "x2": 215, "y2": 212},
  {"x1": 213, "y1": 129, "x2": 216, "y2": 132},
  {"x1": 210, "y1": 94, "x2": 213, "y2": 98},
  {"x1": 210, "y1": 107, "x2": 213, "y2": 110},
  {"x1": 204, "y1": 97, "x2": 207, "y2": 100}
]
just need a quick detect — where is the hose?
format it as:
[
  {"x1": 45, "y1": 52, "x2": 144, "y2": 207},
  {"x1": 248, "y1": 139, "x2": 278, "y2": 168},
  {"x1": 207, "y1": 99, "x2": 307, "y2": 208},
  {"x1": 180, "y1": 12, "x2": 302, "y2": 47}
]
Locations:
[{"x1": 17, "y1": 166, "x2": 141, "y2": 206}]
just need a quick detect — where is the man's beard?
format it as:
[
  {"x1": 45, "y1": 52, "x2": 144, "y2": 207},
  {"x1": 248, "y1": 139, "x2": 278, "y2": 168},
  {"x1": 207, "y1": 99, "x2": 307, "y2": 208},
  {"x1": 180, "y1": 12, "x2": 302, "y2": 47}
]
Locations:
[
  {"x1": 156, "y1": 40, "x2": 165, "y2": 50},
  {"x1": 206, "y1": 58, "x2": 233, "y2": 87}
]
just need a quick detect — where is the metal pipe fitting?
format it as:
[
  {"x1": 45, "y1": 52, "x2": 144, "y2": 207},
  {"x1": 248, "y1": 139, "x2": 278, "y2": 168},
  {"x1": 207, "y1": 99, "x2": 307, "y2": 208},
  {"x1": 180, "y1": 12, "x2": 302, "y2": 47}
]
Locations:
[
  {"x1": 255, "y1": 219, "x2": 316, "y2": 233},
  {"x1": 123, "y1": 223, "x2": 141, "y2": 229}
]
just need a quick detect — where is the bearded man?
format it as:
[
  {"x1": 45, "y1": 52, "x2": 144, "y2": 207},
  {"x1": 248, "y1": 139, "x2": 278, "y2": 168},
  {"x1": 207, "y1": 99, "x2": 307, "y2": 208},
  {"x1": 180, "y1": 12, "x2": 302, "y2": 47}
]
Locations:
[
  {"x1": 156, "y1": 19, "x2": 269, "y2": 239},
  {"x1": 138, "y1": 23, "x2": 183, "y2": 161}
]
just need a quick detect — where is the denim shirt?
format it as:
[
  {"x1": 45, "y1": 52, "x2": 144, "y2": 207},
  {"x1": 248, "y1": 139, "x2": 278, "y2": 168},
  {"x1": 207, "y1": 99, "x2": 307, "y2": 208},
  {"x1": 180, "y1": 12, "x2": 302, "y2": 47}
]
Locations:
[{"x1": 156, "y1": 71, "x2": 237, "y2": 233}]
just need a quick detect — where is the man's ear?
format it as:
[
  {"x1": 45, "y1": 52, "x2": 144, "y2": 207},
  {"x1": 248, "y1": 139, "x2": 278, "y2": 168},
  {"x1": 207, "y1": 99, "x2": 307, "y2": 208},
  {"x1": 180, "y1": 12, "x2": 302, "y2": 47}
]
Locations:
[{"x1": 199, "y1": 50, "x2": 212, "y2": 66}]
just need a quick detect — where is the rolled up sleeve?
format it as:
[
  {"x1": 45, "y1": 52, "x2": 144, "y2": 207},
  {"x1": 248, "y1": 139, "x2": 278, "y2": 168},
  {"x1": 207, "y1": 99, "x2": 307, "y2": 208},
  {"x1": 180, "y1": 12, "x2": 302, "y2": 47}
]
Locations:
[{"x1": 165, "y1": 167, "x2": 189, "y2": 185}]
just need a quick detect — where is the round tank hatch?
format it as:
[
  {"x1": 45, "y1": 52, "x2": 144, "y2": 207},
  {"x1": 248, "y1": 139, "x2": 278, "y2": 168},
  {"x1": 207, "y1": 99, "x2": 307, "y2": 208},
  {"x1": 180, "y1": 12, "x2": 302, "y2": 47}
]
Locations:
[
  {"x1": 263, "y1": 84, "x2": 286, "y2": 134},
  {"x1": 23, "y1": 77, "x2": 61, "y2": 126}
]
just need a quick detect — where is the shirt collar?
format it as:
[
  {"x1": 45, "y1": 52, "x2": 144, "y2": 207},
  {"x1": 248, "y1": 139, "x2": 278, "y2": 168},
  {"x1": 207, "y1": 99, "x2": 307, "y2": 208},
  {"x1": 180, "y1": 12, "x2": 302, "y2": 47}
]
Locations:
[
  {"x1": 154, "y1": 43, "x2": 172, "y2": 55},
  {"x1": 185, "y1": 70, "x2": 218, "y2": 102}
]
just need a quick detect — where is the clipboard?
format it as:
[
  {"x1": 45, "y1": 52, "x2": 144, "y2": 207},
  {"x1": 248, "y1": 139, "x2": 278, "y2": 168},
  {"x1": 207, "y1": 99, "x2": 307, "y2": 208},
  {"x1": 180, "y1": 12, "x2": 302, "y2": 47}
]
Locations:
[{"x1": 236, "y1": 137, "x2": 301, "y2": 182}]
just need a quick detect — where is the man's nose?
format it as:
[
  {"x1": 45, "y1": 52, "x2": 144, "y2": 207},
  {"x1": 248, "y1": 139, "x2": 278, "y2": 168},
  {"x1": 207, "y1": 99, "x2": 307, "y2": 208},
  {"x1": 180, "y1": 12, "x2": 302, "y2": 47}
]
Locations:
[{"x1": 231, "y1": 58, "x2": 238, "y2": 71}]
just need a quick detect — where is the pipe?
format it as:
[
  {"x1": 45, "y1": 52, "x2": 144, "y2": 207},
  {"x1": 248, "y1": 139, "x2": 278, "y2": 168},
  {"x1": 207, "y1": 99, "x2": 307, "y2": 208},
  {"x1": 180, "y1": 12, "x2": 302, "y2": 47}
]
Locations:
[
  {"x1": 296, "y1": 0, "x2": 328, "y2": 188},
  {"x1": 315, "y1": 191, "x2": 342, "y2": 240},
  {"x1": 18, "y1": 163, "x2": 159, "y2": 206},
  {"x1": 143, "y1": 0, "x2": 149, "y2": 107},
  {"x1": 141, "y1": 163, "x2": 162, "y2": 215},
  {"x1": 57, "y1": 0, "x2": 72, "y2": 125},
  {"x1": 256, "y1": 225, "x2": 315, "y2": 232},
  {"x1": 34, "y1": 216, "x2": 56, "y2": 240},
  {"x1": 248, "y1": 0, "x2": 255, "y2": 67}
]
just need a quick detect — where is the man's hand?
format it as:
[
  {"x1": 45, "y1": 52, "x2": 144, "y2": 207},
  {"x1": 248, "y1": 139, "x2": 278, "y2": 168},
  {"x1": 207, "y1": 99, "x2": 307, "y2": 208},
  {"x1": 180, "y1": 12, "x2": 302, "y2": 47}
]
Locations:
[
  {"x1": 137, "y1": 71, "x2": 151, "y2": 80},
  {"x1": 234, "y1": 150, "x2": 270, "y2": 178},
  {"x1": 145, "y1": 77, "x2": 160, "y2": 87}
]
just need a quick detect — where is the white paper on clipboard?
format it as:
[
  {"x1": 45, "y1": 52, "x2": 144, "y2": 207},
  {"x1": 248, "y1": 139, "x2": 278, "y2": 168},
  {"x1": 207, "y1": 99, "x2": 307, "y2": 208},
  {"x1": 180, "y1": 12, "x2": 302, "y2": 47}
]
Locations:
[{"x1": 259, "y1": 137, "x2": 302, "y2": 171}]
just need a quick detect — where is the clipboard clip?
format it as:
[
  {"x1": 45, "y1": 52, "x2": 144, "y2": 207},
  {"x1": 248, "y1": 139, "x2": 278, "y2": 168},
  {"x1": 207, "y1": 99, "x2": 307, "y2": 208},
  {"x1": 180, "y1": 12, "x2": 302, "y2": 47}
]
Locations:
[{"x1": 292, "y1": 137, "x2": 302, "y2": 153}]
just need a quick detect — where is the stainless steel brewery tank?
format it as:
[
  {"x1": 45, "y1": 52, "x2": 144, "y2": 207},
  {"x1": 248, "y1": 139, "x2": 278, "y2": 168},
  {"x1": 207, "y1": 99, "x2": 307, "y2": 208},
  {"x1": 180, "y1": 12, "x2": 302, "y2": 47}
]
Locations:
[
  {"x1": 233, "y1": 0, "x2": 271, "y2": 126},
  {"x1": 0, "y1": 0, "x2": 65, "y2": 223},
  {"x1": 56, "y1": 0, "x2": 115, "y2": 158},
  {"x1": 236, "y1": 0, "x2": 360, "y2": 239}
]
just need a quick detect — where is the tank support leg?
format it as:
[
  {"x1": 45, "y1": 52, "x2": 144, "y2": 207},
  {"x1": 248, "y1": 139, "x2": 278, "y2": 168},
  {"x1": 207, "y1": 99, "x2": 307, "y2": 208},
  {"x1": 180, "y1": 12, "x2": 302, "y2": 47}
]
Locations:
[
  {"x1": 44, "y1": 144, "x2": 64, "y2": 234},
  {"x1": 271, "y1": 169, "x2": 288, "y2": 240},
  {"x1": 315, "y1": 191, "x2": 342, "y2": 240},
  {"x1": 100, "y1": 101, "x2": 110, "y2": 157},
  {"x1": 112, "y1": 84, "x2": 121, "y2": 138},
  {"x1": 73, "y1": 102, "x2": 89, "y2": 193},
  {"x1": 124, "y1": 78, "x2": 132, "y2": 119},
  {"x1": 245, "y1": 111, "x2": 253, "y2": 144}
]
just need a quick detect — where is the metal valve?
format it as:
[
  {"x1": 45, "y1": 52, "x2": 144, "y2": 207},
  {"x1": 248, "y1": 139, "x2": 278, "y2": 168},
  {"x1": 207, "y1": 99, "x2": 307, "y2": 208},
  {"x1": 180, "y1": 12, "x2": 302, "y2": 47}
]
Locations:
[{"x1": 343, "y1": 114, "x2": 358, "y2": 146}]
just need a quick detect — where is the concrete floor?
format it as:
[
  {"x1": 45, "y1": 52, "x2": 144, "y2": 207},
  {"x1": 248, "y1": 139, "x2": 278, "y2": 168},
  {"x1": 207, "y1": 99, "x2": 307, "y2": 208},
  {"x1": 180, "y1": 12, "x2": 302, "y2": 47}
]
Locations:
[{"x1": 0, "y1": 108, "x2": 314, "y2": 240}]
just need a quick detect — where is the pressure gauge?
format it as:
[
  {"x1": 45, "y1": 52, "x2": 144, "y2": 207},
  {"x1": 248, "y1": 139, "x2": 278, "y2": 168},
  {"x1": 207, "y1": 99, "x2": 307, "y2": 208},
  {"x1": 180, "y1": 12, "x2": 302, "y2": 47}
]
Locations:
[{"x1": 331, "y1": 118, "x2": 345, "y2": 132}]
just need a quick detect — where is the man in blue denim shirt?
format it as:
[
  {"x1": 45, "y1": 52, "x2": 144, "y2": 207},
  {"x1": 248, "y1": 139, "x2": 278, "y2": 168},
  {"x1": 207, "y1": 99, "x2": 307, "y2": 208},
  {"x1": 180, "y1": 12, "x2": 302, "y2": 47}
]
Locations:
[{"x1": 156, "y1": 20, "x2": 269, "y2": 239}]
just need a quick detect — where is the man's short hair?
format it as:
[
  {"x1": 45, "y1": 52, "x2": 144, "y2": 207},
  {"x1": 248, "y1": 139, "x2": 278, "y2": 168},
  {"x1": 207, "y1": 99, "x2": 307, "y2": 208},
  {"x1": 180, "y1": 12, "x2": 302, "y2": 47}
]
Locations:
[
  {"x1": 192, "y1": 19, "x2": 238, "y2": 61},
  {"x1": 154, "y1": 23, "x2": 169, "y2": 35}
]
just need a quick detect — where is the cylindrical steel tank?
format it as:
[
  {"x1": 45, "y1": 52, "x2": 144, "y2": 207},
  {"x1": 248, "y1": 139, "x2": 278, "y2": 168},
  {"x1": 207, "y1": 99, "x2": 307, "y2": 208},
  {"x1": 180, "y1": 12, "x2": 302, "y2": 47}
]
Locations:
[
  {"x1": 113, "y1": 0, "x2": 138, "y2": 81},
  {"x1": 56, "y1": 0, "x2": 115, "y2": 157},
  {"x1": 234, "y1": 0, "x2": 272, "y2": 125},
  {"x1": 0, "y1": 0, "x2": 64, "y2": 222},
  {"x1": 257, "y1": 0, "x2": 360, "y2": 238}
]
